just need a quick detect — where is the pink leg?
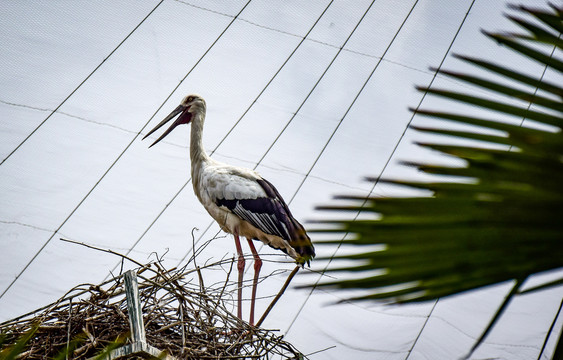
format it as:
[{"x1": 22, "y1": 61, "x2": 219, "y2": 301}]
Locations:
[
  {"x1": 246, "y1": 238, "x2": 262, "y2": 326},
  {"x1": 234, "y1": 232, "x2": 245, "y2": 321}
]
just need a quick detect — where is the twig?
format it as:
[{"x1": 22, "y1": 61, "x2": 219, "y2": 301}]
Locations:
[
  {"x1": 191, "y1": 227, "x2": 199, "y2": 269},
  {"x1": 60, "y1": 238, "x2": 146, "y2": 268},
  {"x1": 66, "y1": 298, "x2": 72, "y2": 360},
  {"x1": 256, "y1": 265, "x2": 300, "y2": 328},
  {"x1": 305, "y1": 345, "x2": 337, "y2": 357}
]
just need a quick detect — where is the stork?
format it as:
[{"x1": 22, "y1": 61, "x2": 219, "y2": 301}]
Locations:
[{"x1": 143, "y1": 94, "x2": 315, "y2": 325}]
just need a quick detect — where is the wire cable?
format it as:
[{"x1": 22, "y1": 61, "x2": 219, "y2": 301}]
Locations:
[
  {"x1": 0, "y1": 1, "x2": 167, "y2": 299},
  {"x1": 0, "y1": 0, "x2": 252, "y2": 300},
  {"x1": 284, "y1": 0, "x2": 477, "y2": 340},
  {"x1": 0, "y1": 1, "x2": 165, "y2": 167}
]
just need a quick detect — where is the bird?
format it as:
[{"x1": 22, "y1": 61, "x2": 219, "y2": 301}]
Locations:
[{"x1": 142, "y1": 94, "x2": 315, "y2": 325}]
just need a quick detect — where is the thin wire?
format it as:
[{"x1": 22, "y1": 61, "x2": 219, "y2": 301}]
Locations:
[
  {"x1": 405, "y1": 300, "x2": 439, "y2": 359},
  {"x1": 0, "y1": 1, "x2": 165, "y2": 166},
  {"x1": 401, "y1": 3, "x2": 476, "y2": 357},
  {"x1": 535, "y1": 40, "x2": 562, "y2": 360},
  {"x1": 212, "y1": 0, "x2": 337, "y2": 152},
  {"x1": 283, "y1": 0, "x2": 420, "y2": 332},
  {"x1": 538, "y1": 297, "x2": 563, "y2": 360},
  {"x1": 285, "y1": 0, "x2": 477, "y2": 338},
  {"x1": 509, "y1": 34, "x2": 560, "y2": 152},
  {"x1": 286, "y1": 0, "x2": 417, "y2": 204},
  {"x1": 1, "y1": 0, "x2": 254, "y2": 299},
  {"x1": 254, "y1": 0, "x2": 378, "y2": 168},
  {"x1": 0, "y1": 1, "x2": 166, "y2": 299}
]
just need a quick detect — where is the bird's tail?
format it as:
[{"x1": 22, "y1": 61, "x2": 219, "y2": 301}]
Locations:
[{"x1": 289, "y1": 220, "x2": 315, "y2": 267}]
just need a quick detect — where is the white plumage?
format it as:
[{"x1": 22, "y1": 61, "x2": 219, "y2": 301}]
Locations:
[{"x1": 143, "y1": 94, "x2": 314, "y2": 325}]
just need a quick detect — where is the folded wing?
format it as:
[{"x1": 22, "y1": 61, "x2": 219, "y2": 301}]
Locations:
[{"x1": 208, "y1": 168, "x2": 315, "y2": 264}]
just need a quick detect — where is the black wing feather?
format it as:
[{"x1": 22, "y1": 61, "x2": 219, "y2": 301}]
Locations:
[
  {"x1": 218, "y1": 196, "x2": 291, "y2": 240},
  {"x1": 215, "y1": 178, "x2": 315, "y2": 264}
]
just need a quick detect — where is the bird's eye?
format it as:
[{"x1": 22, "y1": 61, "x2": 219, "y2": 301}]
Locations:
[{"x1": 188, "y1": 96, "x2": 193, "y2": 102}]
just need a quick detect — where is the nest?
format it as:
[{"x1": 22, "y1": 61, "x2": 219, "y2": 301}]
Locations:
[{"x1": 0, "y1": 241, "x2": 304, "y2": 359}]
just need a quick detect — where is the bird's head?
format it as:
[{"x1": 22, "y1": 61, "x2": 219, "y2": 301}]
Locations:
[{"x1": 143, "y1": 94, "x2": 206, "y2": 147}]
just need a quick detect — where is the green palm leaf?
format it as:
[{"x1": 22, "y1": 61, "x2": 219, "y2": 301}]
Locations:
[{"x1": 305, "y1": 3, "x2": 562, "y2": 356}]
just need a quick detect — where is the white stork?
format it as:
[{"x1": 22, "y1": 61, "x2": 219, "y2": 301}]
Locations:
[{"x1": 143, "y1": 94, "x2": 315, "y2": 325}]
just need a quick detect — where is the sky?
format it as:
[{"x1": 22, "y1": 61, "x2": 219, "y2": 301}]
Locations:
[{"x1": 1, "y1": 1, "x2": 562, "y2": 359}]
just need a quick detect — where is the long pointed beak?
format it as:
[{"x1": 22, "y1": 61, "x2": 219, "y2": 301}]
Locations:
[{"x1": 143, "y1": 105, "x2": 191, "y2": 147}]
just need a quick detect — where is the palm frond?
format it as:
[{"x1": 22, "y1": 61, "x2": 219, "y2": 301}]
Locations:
[
  {"x1": 306, "y1": 6, "x2": 562, "y2": 355},
  {"x1": 306, "y1": 4, "x2": 563, "y2": 304}
]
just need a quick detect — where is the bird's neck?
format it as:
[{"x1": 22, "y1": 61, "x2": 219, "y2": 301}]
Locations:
[{"x1": 189, "y1": 112, "x2": 210, "y2": 169}]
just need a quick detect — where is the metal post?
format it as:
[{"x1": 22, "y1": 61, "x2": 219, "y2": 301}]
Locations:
[
  {"x1": 124, "y1": 270, "x2": 146, "y2": 343},
  {"x1": 87, "y1": 270, "x2": 177, "y2": 360}
]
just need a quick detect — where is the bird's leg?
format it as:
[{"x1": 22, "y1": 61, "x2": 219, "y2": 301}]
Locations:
[
  {"x1": 246, "y1": 238, "x2": 262, "y2": 326},
  {"x1": 234, "y1": 232, "x2": 245, "y2": 321}
]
